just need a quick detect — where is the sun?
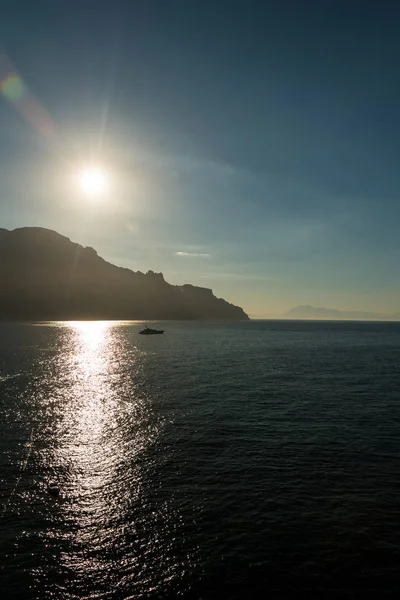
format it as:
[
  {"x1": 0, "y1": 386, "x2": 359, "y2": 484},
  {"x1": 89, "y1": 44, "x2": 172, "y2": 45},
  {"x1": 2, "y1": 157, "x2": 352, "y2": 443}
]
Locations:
[{"x1": 79, "y1": 167, "x2": 107, "y2": 197}]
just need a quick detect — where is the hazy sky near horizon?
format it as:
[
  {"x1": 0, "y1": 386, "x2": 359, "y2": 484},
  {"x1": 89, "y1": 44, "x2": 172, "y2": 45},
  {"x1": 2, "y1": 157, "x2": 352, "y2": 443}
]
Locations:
[{"x1": 0, "y1": 0, "x2": 399, "y2": 317}]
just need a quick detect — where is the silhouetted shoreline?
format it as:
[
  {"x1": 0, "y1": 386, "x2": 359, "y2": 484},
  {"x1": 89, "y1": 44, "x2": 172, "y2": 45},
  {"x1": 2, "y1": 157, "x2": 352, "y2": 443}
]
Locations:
[{"x1": 0, "y1": 227, "x2": 249, "y2": 321}]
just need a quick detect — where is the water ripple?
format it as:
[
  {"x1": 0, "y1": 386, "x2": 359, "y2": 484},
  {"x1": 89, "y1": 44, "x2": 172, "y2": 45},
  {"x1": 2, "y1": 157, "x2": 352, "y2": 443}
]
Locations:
[{"x1": 1, "y1": 320, "x2": 400, "y2": 598}]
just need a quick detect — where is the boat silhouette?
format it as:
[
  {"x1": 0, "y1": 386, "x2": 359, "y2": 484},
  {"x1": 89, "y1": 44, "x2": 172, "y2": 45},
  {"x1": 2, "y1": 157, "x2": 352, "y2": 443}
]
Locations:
[{"x1": 139, "y1": 325, "x2": 164, "y2": 335}]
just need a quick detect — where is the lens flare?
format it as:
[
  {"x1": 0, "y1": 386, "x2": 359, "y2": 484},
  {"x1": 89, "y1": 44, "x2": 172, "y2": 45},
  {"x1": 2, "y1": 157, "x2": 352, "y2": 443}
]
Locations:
[
  {"x1": 0, "y1": 53, "x2": 55, "y2": 139},
  {"x1": 1, "y1": 73, "x2": 25, "y2": 101}
]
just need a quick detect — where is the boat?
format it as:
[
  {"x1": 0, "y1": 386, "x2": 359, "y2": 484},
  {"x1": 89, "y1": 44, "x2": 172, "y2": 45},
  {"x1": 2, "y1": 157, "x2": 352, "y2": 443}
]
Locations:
[
  {"x1": 47, "y1": 481, "x2": 60, "y2": 497},
  {"x1": 139, "y1": 325, "x2": 164, "y2": 335}
]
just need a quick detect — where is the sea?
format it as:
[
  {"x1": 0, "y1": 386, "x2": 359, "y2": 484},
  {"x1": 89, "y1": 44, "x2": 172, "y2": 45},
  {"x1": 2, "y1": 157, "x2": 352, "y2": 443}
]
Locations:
[{"x1": 1, "y1": 320, "x2": 400, "y2": 599}]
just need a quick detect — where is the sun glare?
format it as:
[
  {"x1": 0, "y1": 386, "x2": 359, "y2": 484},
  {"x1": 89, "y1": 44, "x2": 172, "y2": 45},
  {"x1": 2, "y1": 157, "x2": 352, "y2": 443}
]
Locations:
[{"x1": 79, "y1": 167, "x2": 107, "y2": 197}]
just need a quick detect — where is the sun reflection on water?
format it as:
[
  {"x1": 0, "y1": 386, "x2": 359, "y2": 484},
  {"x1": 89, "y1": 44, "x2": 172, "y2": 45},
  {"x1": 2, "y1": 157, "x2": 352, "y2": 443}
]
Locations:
[
  {"x1": 53, "y1": 322, "x2": 156, "y2": 548},
  {"x1": 71, "y1": 320, "x2": 111, "y2": 349},
  {"x1": 71, "y1": 320, "x2": 113, "y2": 381},
  {"x1": 29, "y1": 321, "x2": 192, "y2": 598}
]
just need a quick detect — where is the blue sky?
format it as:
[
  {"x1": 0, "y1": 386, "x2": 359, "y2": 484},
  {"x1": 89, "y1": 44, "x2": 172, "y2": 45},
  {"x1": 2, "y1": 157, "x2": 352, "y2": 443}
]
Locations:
[{"x1": 0, "y1": 0, "x2": 399, "y2": 317}]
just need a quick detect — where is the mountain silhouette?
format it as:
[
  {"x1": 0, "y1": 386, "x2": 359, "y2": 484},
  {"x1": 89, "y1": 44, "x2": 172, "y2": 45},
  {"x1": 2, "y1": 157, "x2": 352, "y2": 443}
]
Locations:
[
  {"x1": 283, "y1": 305, "x2": 400, "y2": 321},
  {"x1": 0, "y1": 227, "x2": 249, "y2": 321}
]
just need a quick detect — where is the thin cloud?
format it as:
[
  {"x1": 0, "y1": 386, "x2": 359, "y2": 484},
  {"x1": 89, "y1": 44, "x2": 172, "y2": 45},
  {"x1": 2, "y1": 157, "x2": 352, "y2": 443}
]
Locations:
[
  {"x1": 208, "y1": 272, "x2": 275, "y2": 281},
  {"x1": 176, "y1": 251, "x2": 211, "y2": 257}
]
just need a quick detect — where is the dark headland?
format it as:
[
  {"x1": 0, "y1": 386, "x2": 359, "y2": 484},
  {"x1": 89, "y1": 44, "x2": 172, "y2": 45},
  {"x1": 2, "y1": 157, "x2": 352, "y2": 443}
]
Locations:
[{"x1": 0, "y1": 227, "x2": 249, "y2": 321}]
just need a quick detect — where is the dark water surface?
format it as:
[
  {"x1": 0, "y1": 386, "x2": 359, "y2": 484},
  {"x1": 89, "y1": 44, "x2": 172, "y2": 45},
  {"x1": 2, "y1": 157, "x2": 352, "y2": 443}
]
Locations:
[{"x1": 1, "y1": 320, "x2": 400, "y2": 598}]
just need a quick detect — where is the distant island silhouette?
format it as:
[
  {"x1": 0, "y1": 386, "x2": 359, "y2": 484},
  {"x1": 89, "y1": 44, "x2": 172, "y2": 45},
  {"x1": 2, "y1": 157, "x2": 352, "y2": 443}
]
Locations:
[
  {"x1": 0, "y1": 227, "x2": 249, "y2": 321},
  {"x1": 283, "y1": 305, "x2": 400, "y2": 321}
]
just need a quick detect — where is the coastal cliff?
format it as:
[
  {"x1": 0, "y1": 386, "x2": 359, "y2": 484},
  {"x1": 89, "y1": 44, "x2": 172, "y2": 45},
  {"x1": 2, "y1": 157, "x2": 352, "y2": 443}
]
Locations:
[{"x1": 0, "y1": 227, "x2": 249, "y2": 321}]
